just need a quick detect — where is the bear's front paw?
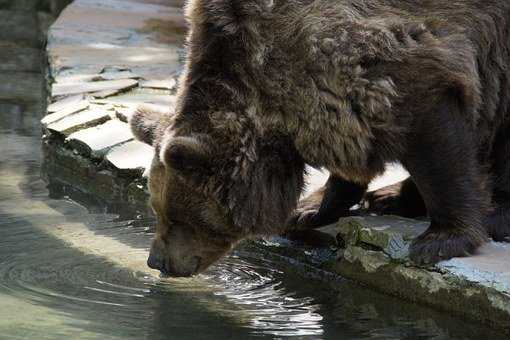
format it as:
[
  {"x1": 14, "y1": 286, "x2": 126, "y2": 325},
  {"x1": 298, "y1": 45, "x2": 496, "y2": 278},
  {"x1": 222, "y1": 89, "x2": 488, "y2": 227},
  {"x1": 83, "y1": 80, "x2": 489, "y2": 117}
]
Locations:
[
  {"x1": 410, "y1": 225, "x2": 487, "y2": 265},
  {"x1": 286, "y1": 206, "x2": 321, "y2": 231}
]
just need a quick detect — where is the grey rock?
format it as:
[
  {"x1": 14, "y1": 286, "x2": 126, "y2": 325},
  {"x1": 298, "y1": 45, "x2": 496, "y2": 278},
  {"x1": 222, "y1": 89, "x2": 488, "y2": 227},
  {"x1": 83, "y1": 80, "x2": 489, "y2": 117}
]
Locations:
[
  {"x1": 95, "y1": 90, "x2": 176, "y2": 107},
  {"x1": 66, "y1": 120, "x2": 133, "y2": 158},
  {"x1": 46, "y1": 107, "x2": 111, "y2": 136},
  {"x1": 42, "y1": 99, "x2": 89, "y2": 126},
  {"x1": 52, "y1": 79, "x2": 139, "y2": 96},
  {"x1": 140, "y1": 78, "x2": 176, "y2": 90},
  {"x1": 47, "y1": 94, "x2": 86, "y2": 113},
  {"x1": 320, "y1": 215, "x2": 428, "y2": 260},
  {"x1": 98, "y1": 71, "x2": 140, "y2": 81},
  {"x1": 105, "y1": 141, "x2": 154, "y2": 176}
]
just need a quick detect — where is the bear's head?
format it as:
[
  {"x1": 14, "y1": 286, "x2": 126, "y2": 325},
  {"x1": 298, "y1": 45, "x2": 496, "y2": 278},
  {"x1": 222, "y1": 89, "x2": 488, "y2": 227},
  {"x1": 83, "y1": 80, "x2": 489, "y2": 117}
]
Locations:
[{"x1": 131, "y1": 104, "x2": 304, "y2": 277}]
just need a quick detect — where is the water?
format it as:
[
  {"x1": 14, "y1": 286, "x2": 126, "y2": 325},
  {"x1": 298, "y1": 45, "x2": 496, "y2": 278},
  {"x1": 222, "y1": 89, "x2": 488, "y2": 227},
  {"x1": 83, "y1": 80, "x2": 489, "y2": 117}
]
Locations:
[{"x1": 0, "y1": 9, "x2": 508, "y2": 340}]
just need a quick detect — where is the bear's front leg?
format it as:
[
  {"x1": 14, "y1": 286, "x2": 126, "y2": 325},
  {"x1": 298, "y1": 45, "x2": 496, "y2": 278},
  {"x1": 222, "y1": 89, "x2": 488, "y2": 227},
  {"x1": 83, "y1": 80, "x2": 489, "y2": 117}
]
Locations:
[
  {"x1": 286, "y1": 175, "x2": 367, "y2": 230},
  {"x1": 404, "y1": 95, "x2": 489, "y2": 265}
]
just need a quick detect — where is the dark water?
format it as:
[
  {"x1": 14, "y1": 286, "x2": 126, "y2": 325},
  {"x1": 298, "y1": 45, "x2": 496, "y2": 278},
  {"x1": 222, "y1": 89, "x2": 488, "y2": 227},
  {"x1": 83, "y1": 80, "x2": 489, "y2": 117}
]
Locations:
[{"x1": 0, "y1": 13, "x2": 508, "y2": 340}]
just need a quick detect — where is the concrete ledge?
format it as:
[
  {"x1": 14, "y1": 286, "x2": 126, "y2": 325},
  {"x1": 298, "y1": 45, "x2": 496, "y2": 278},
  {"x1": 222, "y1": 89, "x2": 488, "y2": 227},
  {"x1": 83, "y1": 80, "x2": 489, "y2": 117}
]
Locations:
[
  {"x1": 319, "y1": 216, "x2": 510, "y2": 331},
  {"x1": 41, "y1": 0, "x2": 510, "y2": 334}
]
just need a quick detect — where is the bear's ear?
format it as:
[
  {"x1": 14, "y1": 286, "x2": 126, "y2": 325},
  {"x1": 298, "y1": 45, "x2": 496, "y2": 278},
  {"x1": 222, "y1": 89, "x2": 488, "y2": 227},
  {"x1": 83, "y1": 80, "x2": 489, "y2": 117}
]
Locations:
[
  {"x1": 160, "y1": 135, "x2": 213, "y2": 173},
  {"x1": 192, "y1": 0, "x2": 275, "y2": 28},
  {"x1": 130, "y1": 106, "x2": 165, "y2": 146}
]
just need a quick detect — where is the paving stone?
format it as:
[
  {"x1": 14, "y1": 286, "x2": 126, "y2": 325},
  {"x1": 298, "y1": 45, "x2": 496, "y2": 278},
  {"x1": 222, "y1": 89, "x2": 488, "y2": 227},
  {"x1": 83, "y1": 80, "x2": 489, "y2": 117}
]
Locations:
[
  {"x1": 95, "y1": 91, "x2": 176, "y2": 107},
  {"x1": 52, "y1": 79, "x2": 139, "y2": 96},
  {"x1": 439, "y1": 242, "x2": 510, "y2": 293},
  {"x1": 105, "y1": 140, "x2": 154, "y2": 176},
  {"x1": 91, "y1": 89, "x2": 128, "y2": 99},
  {"x1": 140, "y1": 78, "x2": 176, "y2": 90},
  {"x1": 97, "y1": 71, "x2": 140, "y2": 81},
  {"x1": 53, "y1": 71, "x2": 139, "y2": 84},
  {"x1": 42, "y1": 99, "x2": 90, "y2": 126},
  {"x1": 54, "y1": 73, "x2": 102, "y2": 84},
  {"x1": 66, "y1": 119, "x2": 133, "y2": 158},
  {"x1": 47, "y1": 94, "x2": 86, "y2": 113},
  {"x1": 46, "y1": 107, "x2": 111, "y2": 136}
]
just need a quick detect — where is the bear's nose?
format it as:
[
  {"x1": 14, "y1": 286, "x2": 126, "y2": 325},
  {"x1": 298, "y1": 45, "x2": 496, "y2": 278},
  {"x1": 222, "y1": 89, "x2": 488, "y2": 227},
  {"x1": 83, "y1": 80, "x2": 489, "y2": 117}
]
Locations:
[{"x1": 147, "y1": 253, "x2": 165, "y2": 271}]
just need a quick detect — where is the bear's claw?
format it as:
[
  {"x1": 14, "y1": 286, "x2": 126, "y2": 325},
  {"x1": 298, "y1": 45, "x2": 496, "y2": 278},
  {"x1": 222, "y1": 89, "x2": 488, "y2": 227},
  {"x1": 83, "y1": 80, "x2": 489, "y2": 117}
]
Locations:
[{"x1": 410, "y1": 226, "x2": 487, "y2": 265}]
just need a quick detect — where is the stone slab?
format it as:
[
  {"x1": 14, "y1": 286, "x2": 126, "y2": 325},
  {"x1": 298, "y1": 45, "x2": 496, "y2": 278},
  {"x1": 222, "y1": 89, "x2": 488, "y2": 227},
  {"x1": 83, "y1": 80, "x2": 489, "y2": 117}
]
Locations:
[
  {"x1": 140, "y1": 78, "x2": 176, "y2": 90},
  {"x1": 42, "y1": 99, "x2": 90, "y2": 126},
  {"x1": 52, "y1": 79, "x2": 139, "y2": 96},
  {"x1": 47, "y1": 94, "x2": 86, "y2": 113},
  {"x1": 439, "y1": 242, "x2": 510, "y2": 293},
  {"x1": 324, "y1": 215, "x2": 429, "y2": 260},
  {"x1": 46, "y1": 107, "x2": 111, "y2": 136},
  {"x1": 105, "y1": 140, "x2": 154, "y2": 176},
  {"x1": 53, "y1": 70, "x2": 139, "y2": 84},
  {"x1": 95, "y1": 91, "x2": 176, "y2": 107},
  {"x1": 66, "y1": 120, "x2": 133, "y2": 158}
]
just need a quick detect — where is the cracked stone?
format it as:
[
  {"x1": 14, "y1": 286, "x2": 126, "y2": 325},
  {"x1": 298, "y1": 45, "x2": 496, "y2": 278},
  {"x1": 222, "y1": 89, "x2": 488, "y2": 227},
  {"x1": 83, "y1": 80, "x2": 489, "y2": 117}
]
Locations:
[
  {"x1": 320, "y1": 215, "x2": 429, "y2": 260},
  {"x1": 95, "y1": 91, "x2": 176, "y2": 107},
  {"x1": 47, "y1": 94, "x2": 86, "y2": 113},
  {"x1": 42, "y1": 100, "x2": 90, "y2": 126},
  {"x1": 65, "y1": 120, "x2": 133, "y2": 158},
  {"x1": 105, "y1": 140, "x2": 154, "y2": 176},
  {"x1": 52, "y1": 79, "x2": 139, "y2": 96},
  {"x1": 46, "y1": 107, "x2": 111, "y2": 136},
  {"x1": 140, "y1": 78, "x2": 176, "y2": 90}
]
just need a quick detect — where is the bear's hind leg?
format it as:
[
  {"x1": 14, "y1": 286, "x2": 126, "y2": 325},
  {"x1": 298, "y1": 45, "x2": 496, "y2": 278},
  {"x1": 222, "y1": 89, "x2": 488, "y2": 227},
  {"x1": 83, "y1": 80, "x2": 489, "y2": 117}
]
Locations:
[
  {"x1": 286, "y1": 175, "x2": 367, "y2": 231},
  {"x1": 404, "y1": 94, "x2": 489, "y2": 265},
  {"x1": 365, "y1": 177, "x2": 427, "y2": 218},
  {"x1": 486, "y1": 130, "x2": 510, "y2": 241},
  {"x1": 486, "y1": 200, "x2": 510, "y2": 241}
]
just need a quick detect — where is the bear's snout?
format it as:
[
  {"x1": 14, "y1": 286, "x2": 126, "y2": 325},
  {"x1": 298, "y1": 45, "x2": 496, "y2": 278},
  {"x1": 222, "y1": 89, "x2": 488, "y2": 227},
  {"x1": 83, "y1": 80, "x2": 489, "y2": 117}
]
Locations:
[
  {"x1": 147, "y1": 236, "x2": 203, "y2": 277},
  {"x1": 147, "y1": 251, "x2": 165, "y2": 272}
]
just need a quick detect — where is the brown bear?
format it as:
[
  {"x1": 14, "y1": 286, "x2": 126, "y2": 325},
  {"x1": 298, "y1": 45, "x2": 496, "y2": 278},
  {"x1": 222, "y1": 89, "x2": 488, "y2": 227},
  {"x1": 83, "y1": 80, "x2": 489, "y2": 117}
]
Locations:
[{"x1": 131, "y1": 0, "x2": 510, "y2": 277}]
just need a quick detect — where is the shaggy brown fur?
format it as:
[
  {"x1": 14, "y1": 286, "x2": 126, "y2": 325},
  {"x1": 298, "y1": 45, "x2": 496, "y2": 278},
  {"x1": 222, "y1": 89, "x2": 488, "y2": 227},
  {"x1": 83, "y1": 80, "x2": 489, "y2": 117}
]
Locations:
[{"x1": 131, "y1": 0, "x2": 510, "y2": 276}]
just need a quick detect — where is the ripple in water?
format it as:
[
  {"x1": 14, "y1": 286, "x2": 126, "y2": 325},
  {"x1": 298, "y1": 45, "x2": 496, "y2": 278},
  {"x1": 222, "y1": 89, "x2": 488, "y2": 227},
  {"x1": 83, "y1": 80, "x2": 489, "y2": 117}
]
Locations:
[{"x1": 204, "y1": 255, "x2": 324, "y2": 337}]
